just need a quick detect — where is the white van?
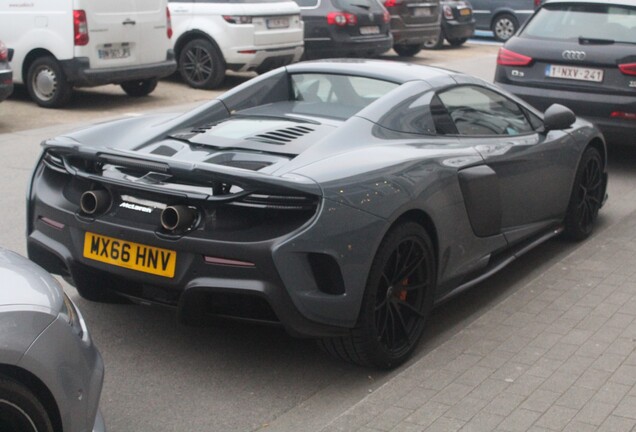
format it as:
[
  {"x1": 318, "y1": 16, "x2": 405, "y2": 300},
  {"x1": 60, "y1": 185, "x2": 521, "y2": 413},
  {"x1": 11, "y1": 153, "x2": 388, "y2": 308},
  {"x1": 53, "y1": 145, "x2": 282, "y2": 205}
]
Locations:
[
  {"x1": 0, "y1": 0, "x2": 177, "y2": 107},
  {"x1": 169, "y1": 0, "x2": 304, "y2": 89}
]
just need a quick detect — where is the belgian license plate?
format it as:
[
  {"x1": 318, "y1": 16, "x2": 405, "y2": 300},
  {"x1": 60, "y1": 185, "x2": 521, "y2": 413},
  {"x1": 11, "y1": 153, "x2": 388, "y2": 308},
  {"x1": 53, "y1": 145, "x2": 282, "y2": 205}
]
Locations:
[
  {"x1": 267, "y1": 17, "x2": 290, "y2": 29},
  {"x1": 98, "y1": 45, "x2": 131, "y2": 60},
  {"x1": 413, "y1": 7, "x2": 432, "y2": 17},
  {"x1": 545, "y1": 65, "x2": 604, "y2": 82},
  {"x1": 83, "y1": 232, "x2": 176, "y2": 278},
  {"x1": 360, "y1": 26, "x2": 380, "y2": 35}
]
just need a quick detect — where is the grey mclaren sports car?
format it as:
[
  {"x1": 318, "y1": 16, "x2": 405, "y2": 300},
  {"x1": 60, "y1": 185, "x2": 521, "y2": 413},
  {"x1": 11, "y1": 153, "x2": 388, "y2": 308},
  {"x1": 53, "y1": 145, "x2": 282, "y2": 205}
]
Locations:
[{"x1": 27, "y1": 59, "x2": 607, "y2": 368}]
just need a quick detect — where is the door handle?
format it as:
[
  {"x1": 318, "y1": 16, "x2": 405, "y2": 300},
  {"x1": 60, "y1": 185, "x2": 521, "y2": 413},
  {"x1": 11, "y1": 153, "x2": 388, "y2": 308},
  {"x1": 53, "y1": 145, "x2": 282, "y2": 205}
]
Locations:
[{"x1": 122, "y1": 18, "x2": 136, "y2": 25}]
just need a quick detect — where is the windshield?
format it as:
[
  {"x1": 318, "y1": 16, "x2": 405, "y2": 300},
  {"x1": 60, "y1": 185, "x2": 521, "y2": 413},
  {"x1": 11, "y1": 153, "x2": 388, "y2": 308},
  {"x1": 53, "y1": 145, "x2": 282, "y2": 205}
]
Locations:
[{"x1": 522, "y1": 3, "x2": 636, "y2": 44}]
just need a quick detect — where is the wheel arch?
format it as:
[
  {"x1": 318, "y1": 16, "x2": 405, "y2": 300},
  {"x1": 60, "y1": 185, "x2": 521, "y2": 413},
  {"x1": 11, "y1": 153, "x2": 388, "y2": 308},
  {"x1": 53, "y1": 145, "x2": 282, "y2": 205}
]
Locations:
[
  {"x1": 390, "y1": 209, "x2": 439, "y2": 271},
  {"x1": 173, "y1": 30, "x2": 225, "y2": 64},
  {"x1": 587, "y1": 137, "x2": 607, "y2": 170},
  {"x1": 490, "y1": 9, "x2": 518, "y2": 28},
  {"x1": 21, "y1": 48, "x2": 56, "y2": 84},
  {"x1": 0, "y1": 364, "x2": 62, "y2": 432}
]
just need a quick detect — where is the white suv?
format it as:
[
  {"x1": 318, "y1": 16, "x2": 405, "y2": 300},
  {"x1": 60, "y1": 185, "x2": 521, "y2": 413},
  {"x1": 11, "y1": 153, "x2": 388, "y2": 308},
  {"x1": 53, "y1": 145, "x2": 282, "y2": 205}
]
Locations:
[
  {"x1": 0, "y1": 0, "x2": 176, "y2": 107},
  {"x1": 169, "y1": 0, "x2": 304, "y2": 89}
]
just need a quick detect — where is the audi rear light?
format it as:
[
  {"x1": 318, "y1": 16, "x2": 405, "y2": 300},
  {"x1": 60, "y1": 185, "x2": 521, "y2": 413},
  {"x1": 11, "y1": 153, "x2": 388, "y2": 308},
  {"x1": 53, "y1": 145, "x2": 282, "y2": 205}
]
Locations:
[
  {"x1": 443, "y1": 5, "x2": 453, "y2": 19},
  {"x1": 166, "y1": 7, "x2": 173, "y2": 39},
  {"x1": 0, "y1": 41, "x2": 7, "y2": 61},
  {"x1": 73, "y1": 10, "x2": 89, "y2": 46},
  {"x1": 611, "y1": 111, "x2": 636, "y2": 121},
  {"x1": 497, "y1": 47, "x2": 533, "y2": 67},
  {"x1": 384, "y1": 0, "x2": 403, "y2": 7},
  {"x1": 618, "y1": 62, "x2": 636, "y2": 76},
  {"x1": 327, "y1": 12, "x2": 357, "y2": 26}
]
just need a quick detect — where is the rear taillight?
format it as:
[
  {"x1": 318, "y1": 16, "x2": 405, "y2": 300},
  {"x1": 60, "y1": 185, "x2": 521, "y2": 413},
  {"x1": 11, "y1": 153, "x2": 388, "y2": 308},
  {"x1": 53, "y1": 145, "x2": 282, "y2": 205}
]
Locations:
[
  {"x1": 497, "y1": 47, "x2": 533, "y2": 67},
  {"x1": 611, "y1": 111, "x2": 636, "y2": 121},
  {"x1": 618, "y1": 62, "x2": 636, "y2": 76},
  {"x1": 327, "y1": 12, "x2": 357, "y2": 26},
  {"x1": 222, "y1": 15, "x2": 253, "y2": 24},
  {"x1": 443, "y1": 5, "x2": 453, "y2": 19},
  {"x1": 383, "y1": 10, "x2": 390, "y2": 23},
  {"x1": 0, "y1": 41, "x2": 7, "y2": 61},
  {"x1": 73, "y1": 10, "x2": 89, "y2": 46},
  {"x1": 534, "y1": 0, "x2": 541, "y2": 7},
  {"x1": 383, "y1": 0, "x2": 403, "y2": 7},
  {"x1": 166, "y1": 7, "x2": 173, "y2": 39}
]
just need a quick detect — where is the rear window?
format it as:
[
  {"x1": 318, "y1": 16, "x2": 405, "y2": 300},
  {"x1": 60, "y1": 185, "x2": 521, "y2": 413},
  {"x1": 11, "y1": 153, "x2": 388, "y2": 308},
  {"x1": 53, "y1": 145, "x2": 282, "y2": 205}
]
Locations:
[{"x1": 522, "y1": 3, "x2": 636, "y2": 44}]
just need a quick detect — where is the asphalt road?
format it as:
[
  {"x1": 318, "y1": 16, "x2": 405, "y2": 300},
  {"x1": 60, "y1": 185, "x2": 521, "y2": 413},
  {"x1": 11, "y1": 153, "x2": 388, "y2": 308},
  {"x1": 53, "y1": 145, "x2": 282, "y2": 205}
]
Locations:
[{"x1": 1, "y1": 44, "x2": 636, "y2": 432}]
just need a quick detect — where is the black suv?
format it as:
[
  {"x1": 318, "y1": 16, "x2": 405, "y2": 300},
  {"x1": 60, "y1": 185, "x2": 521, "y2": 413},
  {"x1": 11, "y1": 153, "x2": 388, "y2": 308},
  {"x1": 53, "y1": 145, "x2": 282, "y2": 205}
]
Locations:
[
  {"x1": 294, "y1": 0, "x2": 393, "y2": 59},
  {"x1": 383, "y1": 0, "x2": 441, "y2": 56}
]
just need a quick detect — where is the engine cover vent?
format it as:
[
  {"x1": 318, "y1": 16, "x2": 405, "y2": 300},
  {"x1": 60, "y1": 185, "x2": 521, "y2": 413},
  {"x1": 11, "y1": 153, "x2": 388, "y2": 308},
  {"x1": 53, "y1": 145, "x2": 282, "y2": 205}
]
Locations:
[{"x1": 248, "y1": 126, "x2": 315, "y2": 145}]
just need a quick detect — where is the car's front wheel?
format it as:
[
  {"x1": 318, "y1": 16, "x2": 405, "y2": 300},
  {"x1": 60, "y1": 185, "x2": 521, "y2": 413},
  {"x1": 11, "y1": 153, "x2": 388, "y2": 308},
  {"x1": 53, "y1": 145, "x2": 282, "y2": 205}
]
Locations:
[
  {"x1": 0, "y1": 376, "x2": 54, "y2": 432},
  {"x1": 492, "y1": 13, "x2": 518, "y2": 42},
  {"x1": 178, "y1": 39, "x2": 226, "y2": 89},
  {"x1": 320, "y1": 222, "x2": 436, "y2": 369},
  {"x1": 394, "y1": 43, "x2": 424, "y2": 56},
  {"x1": 448, "y1": 37, "x2": 467, "y2": 47},
  {"x1": 121, "y1": 78, "x2": 158, "y2": 97},
  {"x1": 563, "y1": 147, "x2": 604, "y2": 241},
  {"x1": 26, "y1": 56, "x2": 72, "y2": 108}
]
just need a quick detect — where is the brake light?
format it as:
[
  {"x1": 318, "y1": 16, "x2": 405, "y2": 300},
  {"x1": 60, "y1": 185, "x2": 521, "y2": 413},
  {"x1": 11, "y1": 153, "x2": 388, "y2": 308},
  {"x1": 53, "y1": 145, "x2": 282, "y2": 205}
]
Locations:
[
  {"x1": 534, "y1": 0, "x2": 541, "y2": 7},
  {"x1": 73, "y1": 10, "x2": 89, "y2": 46},
  {"x1": 443, "y1": 5, "x2": 453, "y2": 19},
  {"x1": 497, "y1": 47, "x2": 533, "y2": 66},
  {"x1": 223, "y1": 15, "x2": 253, "y2": 24},
  {"x1": 383, "y1": 10, "x2": 390, "y2": 23},
  {"x1": 618, "y1": 62, "x2": 636, "y2": 76},
  {"x1": 327, "y1": 12, "x2": 357, "y2": 26},
  {"x1": 384, "y1": 0, "x2": 403, "y2": 7},
  {"x1": 611, "y1": 111, "x2": 636, "y2": 121},
  {"x1": 0, "y1": 41, "x2": 7, "y2": 62},
  {"x1": 166, "y1": 7, "x2": 173, "y2": 39}
]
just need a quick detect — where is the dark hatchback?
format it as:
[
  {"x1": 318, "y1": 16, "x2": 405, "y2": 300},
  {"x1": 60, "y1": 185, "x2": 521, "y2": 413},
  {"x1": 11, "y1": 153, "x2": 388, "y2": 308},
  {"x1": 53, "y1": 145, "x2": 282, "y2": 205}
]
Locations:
[
  {"x1": 424, "y1": 0, "x2": 475, "y2": 49},
  {"x1": 293, "y1": 0, "x2": 393, "y2": 59},
  {"x1": 0, "y1": 40, "x2": 13, "y2": 102},
  {"x1": 383, "y1": 0, "x2": 441, "y2": 56},
  {"x1": 495, "y1": 0, "x2": 636, "y2": 145}
]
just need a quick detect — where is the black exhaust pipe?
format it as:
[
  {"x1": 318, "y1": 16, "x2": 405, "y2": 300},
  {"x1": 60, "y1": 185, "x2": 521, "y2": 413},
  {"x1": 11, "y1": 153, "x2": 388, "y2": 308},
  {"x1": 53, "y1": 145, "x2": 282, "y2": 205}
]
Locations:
[
  {"x1": 80, "y1": 190, "x2": 111, "y2": 215},
  {"x1": 160, "y1": 205, "x2": 196, "y2": 231}
]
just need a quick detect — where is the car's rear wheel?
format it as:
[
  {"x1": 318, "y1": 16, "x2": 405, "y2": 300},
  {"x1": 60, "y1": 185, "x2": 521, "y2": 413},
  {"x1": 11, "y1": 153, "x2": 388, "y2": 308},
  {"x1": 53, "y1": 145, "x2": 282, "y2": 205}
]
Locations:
[
  {"x1": 178, "y1": 38, "x2": 225, "y2": 89},
  {"x1": 563, "y1": 147, "x2": 604, "y2": 241},
  {"x1": 26, "y1": 56, "x2": 72, "y2": 108},
  {"x1": 423, "y1": 34, "x2": 444, "y2": 50},
  {"x1": 120, "y1": 78, "x2": 158, "y2": 97},
  {"x1": 0, "y1": 376, "x2": 54, "y2": 432},
  {"x1": 492, "y1": 13, "x2": 518, "y2": 42},
  {"x1": 320, "y1": 222, "x2": 435, "y2": 369},
  {"x1": 448, "y1": 37, "x2": 467, "y2": 47},
  {"x1": 394, "y1": 43, "x2": 424, "y2": 56}
]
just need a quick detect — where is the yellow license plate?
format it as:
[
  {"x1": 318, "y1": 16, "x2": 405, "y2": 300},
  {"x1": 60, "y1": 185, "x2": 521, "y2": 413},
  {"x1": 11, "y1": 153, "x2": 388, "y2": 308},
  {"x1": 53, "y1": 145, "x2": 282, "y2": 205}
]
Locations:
[
  {"x1": 83, "y1": 232, "x2": 177, "y2": 278},
  {"x1": 460, "y1": 8, "x2": 471, "y2": 15}
]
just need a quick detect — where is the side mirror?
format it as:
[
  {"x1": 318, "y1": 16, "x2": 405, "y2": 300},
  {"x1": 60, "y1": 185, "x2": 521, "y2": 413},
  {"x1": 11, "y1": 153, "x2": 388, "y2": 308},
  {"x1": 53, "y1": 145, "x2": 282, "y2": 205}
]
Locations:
[{"x1": 543, "y1": 104, "x2": 576, "y2": 131}]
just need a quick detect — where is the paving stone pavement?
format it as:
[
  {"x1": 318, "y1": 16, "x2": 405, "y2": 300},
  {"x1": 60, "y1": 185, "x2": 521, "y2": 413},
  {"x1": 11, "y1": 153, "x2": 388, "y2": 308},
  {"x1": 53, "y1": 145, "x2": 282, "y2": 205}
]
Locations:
[{"x1": 320, "y1": 211, "x2": 636, "y2": 432}]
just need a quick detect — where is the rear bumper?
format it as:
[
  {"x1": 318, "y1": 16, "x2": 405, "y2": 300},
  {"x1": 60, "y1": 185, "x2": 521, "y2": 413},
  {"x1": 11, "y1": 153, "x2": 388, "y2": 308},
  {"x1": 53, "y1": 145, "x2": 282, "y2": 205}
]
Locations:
[
  {"x1": 226, "y1": 45, "x2": 304, "y2": 72},
  {"x1": 61, "y1": 51, "x2": 177, "y2": 87},
  {"x1": 304, "y1": 34, "x2": 393, "y2": 58},
  {"x1": 442, "y1": 19, "x2": 475, "y2": 41},
  {"x1": 390, "y1": 19, "x2": 440, "y2": 46},
  {"x1": 0, "y1": 68, "x2": 13, "y2": 102},
  {"x1": 496, "y1": 80, "x2": 636, "y2": 145}
]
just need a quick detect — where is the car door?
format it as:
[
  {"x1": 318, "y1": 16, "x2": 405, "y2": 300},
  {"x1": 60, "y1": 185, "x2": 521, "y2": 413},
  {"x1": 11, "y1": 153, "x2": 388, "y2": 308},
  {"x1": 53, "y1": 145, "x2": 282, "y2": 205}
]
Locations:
[
  {"x1": 467, "y1": 0, "x2": 491, "y2": 30},
  {"x1": 436, "y1": 83, "x2": 575, "y2": 245}
]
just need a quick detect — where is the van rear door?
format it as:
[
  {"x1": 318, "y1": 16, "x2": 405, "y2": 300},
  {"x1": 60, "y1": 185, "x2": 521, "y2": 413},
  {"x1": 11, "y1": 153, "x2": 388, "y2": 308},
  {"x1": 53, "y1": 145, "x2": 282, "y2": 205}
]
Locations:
[{"x1": 133, "y1": 0, "x2": 170, "y2": 64}]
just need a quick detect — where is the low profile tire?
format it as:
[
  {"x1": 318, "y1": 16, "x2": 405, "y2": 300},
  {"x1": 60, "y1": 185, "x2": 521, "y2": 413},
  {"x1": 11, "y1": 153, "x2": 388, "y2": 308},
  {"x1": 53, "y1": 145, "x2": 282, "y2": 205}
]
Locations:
[
  {"x1": 120, "y1": 78, "x2": 158, "y2": 97},
  {"x1": 394, "y1": 43, "x2": 424, "y2": 56},
  {"x1": 448, "y1": 37, "x2": 467, "y2": 47},
  {"x1": 492, "y1": 13, "x2": 518, "y2": 42},
  {"x1": 70, "y1": 265, "x2": 129, "y2": 303},
  {"x1": 320, "y1": 222, "x2": 436, "y2": 369},
  {"x1": 0, "y1": 376, "x2": 54, "y2": 432},
  {"x1": 26, "y1": 56, "x2": 72, "y2": 108},
  {"x1": 178, "y1": 38, "x2": 225, "y2": 89},
  {"x1": 563, "y1": 147, "x2": 604, "y2": 241}
]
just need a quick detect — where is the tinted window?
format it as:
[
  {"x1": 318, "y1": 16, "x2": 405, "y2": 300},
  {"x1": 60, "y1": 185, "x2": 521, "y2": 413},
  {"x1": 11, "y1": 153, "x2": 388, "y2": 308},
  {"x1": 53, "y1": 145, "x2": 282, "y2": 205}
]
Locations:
[
  {"x1": 438, "y1": 86, "x2": 534, "y2": 136},
  {"x1": 292, "y1": 73, "x2": 397, "y2": 103},
  {"x1": 522, "y1": 4, "x2": 636, "y2": 44}
]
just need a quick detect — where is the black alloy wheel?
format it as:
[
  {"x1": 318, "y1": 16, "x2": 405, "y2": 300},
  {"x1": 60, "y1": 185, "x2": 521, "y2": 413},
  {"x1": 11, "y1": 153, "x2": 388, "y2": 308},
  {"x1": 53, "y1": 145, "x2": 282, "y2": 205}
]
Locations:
[
  {"x1": 564, "y1": 147, "x2": 604, "y2": 240},
  {"x1": 320, "y1": 222, "x2": 435, "y2": 368},
  {"x1": 0, "y1": 377, "x2": 54, "y2": 432},
  {"x1": 178, "y1": 38, "x2": 225, "y2": 89}
]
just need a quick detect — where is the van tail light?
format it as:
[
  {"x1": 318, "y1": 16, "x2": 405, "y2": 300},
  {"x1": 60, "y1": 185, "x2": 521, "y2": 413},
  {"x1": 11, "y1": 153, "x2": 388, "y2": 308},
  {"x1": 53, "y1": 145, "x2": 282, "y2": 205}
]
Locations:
[
  {"x1": 497, "y1": 47, "x2": 533, "y2": 67},
  {"x1": 73, "y1": 10, "x2": 89, "y2": 46},
  {"x1": 327, "y1": 12, "x2": 357, "y2": 26},
  {"x1": 166, "y1": 7, "x2": 173, "y2": 39},
  {"x1": 0, "y1": 41, "x2": 7, "y2": 62},
  {"x1": 611, "y1": 111, "x2": 636, "y2": 121},
  {"x1": 618, "y1": 62, "x2": 636, "y2": 76},
  {"x1": 384, "y1": 0, "x2": 403, "y2": 6}
]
